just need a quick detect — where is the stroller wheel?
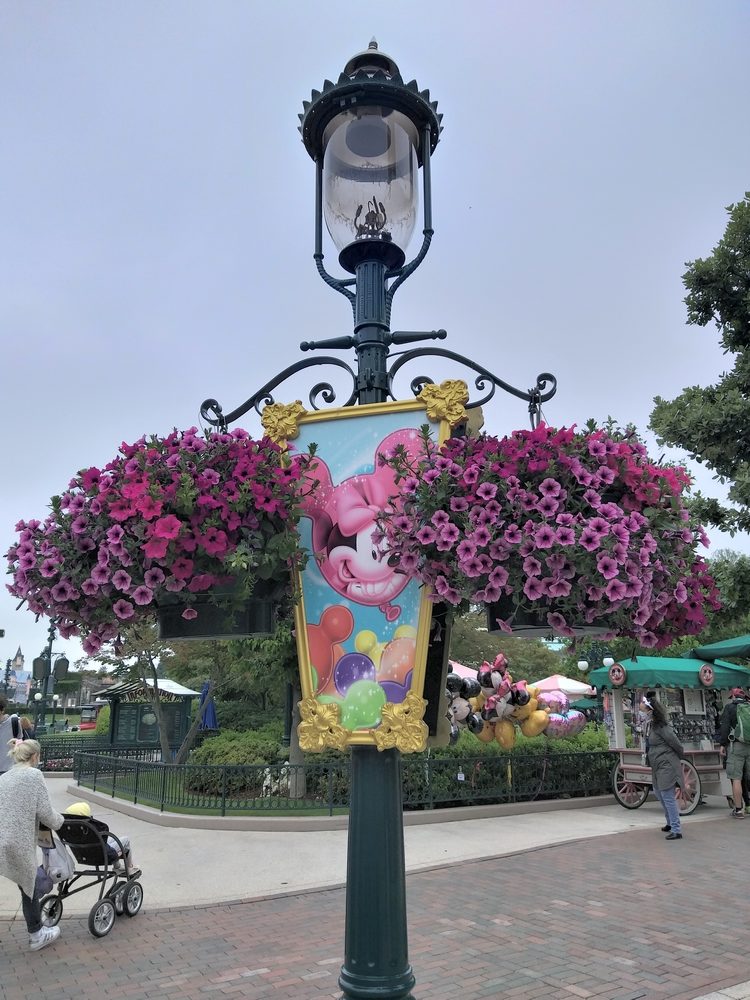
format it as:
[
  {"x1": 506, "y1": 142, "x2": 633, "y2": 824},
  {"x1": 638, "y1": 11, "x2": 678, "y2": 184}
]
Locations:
[
  {"x1": 108, "y1": 883, "x2": 126, "y2": 915},
  {"x1": 123, "y1": 881, "x2": 143, "y2": 917},
  {"x1": 88, "y1": 898, "x2": 116, "y2": 938},
  {"x1": 40, "y1": 894, "x2": 63, "y2": 927}
]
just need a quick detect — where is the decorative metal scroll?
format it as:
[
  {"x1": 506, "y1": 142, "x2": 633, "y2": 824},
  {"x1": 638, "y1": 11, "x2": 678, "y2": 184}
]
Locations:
[
  {"x1": 200, "y1": 356, "x2": 357, "y2": 430},
  {"x1": 387, "y1": 348, "x2": 557, "y2": 428},
  {"x1": 201, "y1": 344, "x2": 556, "y2": 432}
]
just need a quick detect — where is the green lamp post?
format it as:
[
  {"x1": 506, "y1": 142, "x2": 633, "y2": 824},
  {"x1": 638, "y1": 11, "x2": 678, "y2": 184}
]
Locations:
[
  {"x1": 32, "y1": 621, "x2": 69, "y2": 730},
  {"x1": 201, "y1": 41, "x2": 557, "y2": 1000},
  {"x1": 298, "y1": 42, "x2": 442, "y2": 1000}
]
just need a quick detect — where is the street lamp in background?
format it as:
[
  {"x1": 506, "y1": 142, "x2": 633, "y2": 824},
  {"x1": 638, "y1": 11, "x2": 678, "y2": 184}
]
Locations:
[
  {"x1": 51, "y1": 694, "x2": 60, "y2": 729},
  {"x1": 32, "y1": 621, "x2": 69, "y2": 731},
  {"x1": 201, "y1": 41, "x2": 557, "y2": 1000}
]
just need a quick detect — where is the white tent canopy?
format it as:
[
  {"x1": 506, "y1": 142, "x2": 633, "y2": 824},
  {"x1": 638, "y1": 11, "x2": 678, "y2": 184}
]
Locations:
[{"x1": 529, "y1": 674, "x2": 595, "y2": 698}]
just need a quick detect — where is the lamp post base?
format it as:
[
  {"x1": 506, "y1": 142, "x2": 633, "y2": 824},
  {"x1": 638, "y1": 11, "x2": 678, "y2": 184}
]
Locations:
[{"x1": 339, "y1": 745, "x2": 414, "y2": 1000}]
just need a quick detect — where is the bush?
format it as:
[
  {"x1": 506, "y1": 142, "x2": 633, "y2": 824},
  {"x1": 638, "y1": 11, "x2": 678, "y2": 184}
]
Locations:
[
  {"x1": 95, "y1": 705, "x2": 110, "y2": 735},
  {"x1": 189, "y1": 728, "x2": 281, "y2": 767},
  {"x1": 213, "y1": 700, "x2": 279, "y2": 733}
]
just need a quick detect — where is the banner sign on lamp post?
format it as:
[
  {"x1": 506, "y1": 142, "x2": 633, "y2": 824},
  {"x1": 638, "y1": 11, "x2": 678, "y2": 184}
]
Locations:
[{"x1": 263, "y1": 381, "x2": 468, "y2": 753}]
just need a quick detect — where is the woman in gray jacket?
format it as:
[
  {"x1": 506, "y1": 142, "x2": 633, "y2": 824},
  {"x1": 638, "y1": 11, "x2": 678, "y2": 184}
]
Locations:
[
  {"x1": 643, "y1": 697, "x2": 685, "y2": 840},
  {"x1": 0, "y1": 738, "x2": 65, "y2": 950}
]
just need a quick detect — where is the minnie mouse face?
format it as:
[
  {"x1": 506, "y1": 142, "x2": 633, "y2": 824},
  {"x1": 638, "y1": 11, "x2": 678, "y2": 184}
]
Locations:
[{"x1": 302, "y1": 428, "x2": 424, "y2": 621}]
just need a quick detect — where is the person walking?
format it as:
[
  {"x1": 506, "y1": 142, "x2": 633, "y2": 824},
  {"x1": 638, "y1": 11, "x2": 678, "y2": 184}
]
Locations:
[
  {"x1": 0, "y1": 738, "x2": 65, "y2": 951},
  {"x1": 641, "y1": 696, "x2": 686, "y2": 841},
  {"x1": 0, "y1": 700, "x2": 24, "y2": 774},
  {"x1": 718, "y1": 687, "x2": 750, "y2": 818}
]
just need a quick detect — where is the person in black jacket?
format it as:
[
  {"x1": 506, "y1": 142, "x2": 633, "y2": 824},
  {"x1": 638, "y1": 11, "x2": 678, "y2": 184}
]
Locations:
[{"x1": 718, "y1": 687, "x2": 750, "y2": 818}]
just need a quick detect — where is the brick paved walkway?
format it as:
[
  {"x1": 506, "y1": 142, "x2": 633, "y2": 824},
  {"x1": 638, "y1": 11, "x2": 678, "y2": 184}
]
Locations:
[{"x1": 2, "y1": 817, "x2": 749, "y2": 1000}]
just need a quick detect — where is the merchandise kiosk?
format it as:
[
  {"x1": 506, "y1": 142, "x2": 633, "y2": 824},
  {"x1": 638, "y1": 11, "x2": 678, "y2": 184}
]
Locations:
[{"x1": 587, "y1": 654, "x2": 750, "y2": 814}]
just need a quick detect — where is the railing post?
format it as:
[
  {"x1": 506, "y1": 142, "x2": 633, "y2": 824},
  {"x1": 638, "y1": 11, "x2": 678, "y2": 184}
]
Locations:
[
  {"x1": 160, "y1": 761, "x2": 167, "y2": 812},
  {"x1": 427, "y1": 756, "x2": 434, "y2": 811},
  {"x1": 134, "y1": 760, "x2": 140, "y2": 805},
  {"x1": 323, "y1": 763, "x2": 331, "y2": 816},
  {"x1": 221, "y1": 766, "x2": 227, "y2": 817}
]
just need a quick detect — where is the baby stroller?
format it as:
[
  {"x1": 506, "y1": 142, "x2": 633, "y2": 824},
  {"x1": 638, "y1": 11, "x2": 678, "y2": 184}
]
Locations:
[{"x1": 39, "y1": 814, "x2": 144, "y2": 938}]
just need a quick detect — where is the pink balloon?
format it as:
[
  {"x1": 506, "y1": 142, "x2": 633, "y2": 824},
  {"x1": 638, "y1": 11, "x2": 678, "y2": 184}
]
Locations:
[
  {"x1": 545, "y1": 709, "x2": 587, "y2": 739},
  {"x1": 537, "y1": 689, "x2": 569, "y2": 715}
]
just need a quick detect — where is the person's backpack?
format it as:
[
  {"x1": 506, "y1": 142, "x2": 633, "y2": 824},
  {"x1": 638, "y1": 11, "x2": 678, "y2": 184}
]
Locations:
[
  {"x1": 10, "y1": 715, "x2": 23, "y2": 740},
  {"x1": 733, "y1": 701, "x2": 750, "y2": 743}
]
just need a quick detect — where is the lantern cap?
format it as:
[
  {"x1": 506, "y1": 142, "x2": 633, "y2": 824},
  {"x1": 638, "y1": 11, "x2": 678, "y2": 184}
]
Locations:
[{"x1": 299, "y1": 40, "x2": 442, "y2": 165}]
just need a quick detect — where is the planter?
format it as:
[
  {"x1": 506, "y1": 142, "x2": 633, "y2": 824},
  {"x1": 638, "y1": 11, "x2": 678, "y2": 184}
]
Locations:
[
  {"x1": 157, "y1": 580, "x2": 279, "y2": 640},
  {"x1": 486, "y1": 595, "x2": 610, "y2": 639}
]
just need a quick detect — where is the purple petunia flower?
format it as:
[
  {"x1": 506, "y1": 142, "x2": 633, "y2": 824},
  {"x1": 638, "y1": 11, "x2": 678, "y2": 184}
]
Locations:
[
  {"x1": 415, "y1": 526, "x2": 437, "y2": 545},
  {"x1": 450, "y1": 497, "x2": 469, "y2": 513},
  {"x1": 113, "y1": 599, "x2": 135, "y2": 620},
  {"x1": 112, "y1": 570, "x2": 132, "y2": 592},
  {"x1": 489, "y1": 566, "x2": 509, "y2": 588},
  {"x1": 596, "y1": 554, "x2": 619, "y2": 580},
  {"x1": 538, "y1": 477, "x2": 562, "y2": 497},
  {"x1": 546, "y1": 577, "x2": 571, "y2": 597},
  {"x1": 605, "y1": 578, "x2": 627, "y2": 601},
  {"x1": 523, "y1": 576, "x2": 546, "y2": 600},
  {"x1": 534, "y1": 524, "x2": 556, "y2": 549},
  {"x1": 456, "y1": 539, "x2": 476, "y2": 561},
  {"x1": 523, "y1": 555, "x2": 542, "y2": 576},
  {"x1": 440, "y1": 523, "x2": 460, "y2": 544}
]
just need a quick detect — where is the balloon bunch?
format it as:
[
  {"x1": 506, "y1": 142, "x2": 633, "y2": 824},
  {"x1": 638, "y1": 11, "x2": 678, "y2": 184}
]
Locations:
[{"x1": 445, "y1": 653, "x2": 587, "y2": 749}]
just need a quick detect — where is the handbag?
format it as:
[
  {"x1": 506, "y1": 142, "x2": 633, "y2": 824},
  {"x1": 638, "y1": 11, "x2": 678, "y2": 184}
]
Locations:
[{"x1": 42, "y1": 833, "x2": 76, "y2": 883}]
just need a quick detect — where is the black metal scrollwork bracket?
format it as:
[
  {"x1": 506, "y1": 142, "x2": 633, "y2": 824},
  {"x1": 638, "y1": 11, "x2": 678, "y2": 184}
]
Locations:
[{"x1": 201, "y1": 340, "x2": 557, "y2": 432}]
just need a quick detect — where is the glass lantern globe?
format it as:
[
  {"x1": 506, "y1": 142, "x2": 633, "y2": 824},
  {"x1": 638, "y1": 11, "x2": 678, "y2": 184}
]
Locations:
[{"x1": 322, "y1": 107, "x2": 419, "y2": 269}]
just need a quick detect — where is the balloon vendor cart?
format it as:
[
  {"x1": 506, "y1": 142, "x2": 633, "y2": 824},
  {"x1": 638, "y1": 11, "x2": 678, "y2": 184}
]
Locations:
[{"x1": 586, "y1": 654, "x2": 750, "y2": 814}]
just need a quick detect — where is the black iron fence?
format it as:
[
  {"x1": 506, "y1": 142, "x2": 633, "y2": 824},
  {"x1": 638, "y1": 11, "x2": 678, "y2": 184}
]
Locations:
[
  {"x1": 37, "y1": 736, "x2": 168, "y2": 772},
  {"x1": 72, "y1": 749, "x2": 614, "y2": 816}
]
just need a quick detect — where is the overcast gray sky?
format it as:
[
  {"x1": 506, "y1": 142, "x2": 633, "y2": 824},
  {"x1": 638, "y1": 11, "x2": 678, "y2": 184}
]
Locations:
[{"x1": 2, "y1": 0, "x2": 749, "y2": 670}]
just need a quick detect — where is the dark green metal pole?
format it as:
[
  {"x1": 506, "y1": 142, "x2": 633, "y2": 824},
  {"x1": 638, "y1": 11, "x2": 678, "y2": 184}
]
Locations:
[
  {"x1": 339, "y1": 252, "x2": 415, "y2": 1000},
  {"x1": 339, "y1": 747, "x2": 414, "y2": 999},
  {"x1": 353, "y1": 259, "x2": 389, "y2": 405}
]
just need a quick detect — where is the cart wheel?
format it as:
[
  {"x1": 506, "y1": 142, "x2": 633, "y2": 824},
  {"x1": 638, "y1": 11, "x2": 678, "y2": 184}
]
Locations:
[
  {"x1": 40, "y1": 894, "x2": 63, "y2": 927},
  {"x1": 612, "y1": 763, "x2": 649, "y2": 809},
  {"x1": 108, "y1": 883, "x2": 125, "y2": 915},
  {"x1": 123, "y1": 881, "x2": 143, "y2": 917},
  {"x1": 88, "y1": 898, "x2": 116, "y2": 938},
  {"x1": 676, "y1": 759, "x2": 701, "y2": 816}
]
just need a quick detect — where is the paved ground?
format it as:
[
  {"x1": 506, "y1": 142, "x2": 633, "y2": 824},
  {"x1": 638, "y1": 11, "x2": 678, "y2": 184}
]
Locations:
[{"x1": 1, "y1": 779, "x2": 750, "y2": 1000}]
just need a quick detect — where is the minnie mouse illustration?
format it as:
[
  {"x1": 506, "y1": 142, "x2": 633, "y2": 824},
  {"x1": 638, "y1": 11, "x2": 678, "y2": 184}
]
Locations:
[{"x1": 302, "y1": 428, "x2": 423, "y2": 622}]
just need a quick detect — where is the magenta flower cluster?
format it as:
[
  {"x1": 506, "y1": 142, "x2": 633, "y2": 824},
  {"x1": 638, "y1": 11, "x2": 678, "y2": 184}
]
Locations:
[
  {"x1": 6, "y1": 427, "x2": 311, "y2": 655},
  {"x1": 377, "y1": 423, "x2": 721, "y2": 647}
]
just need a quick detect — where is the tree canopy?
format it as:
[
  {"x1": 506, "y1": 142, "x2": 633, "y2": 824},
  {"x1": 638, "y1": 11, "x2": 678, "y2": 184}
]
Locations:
[{"x1": 650, "y1": 193, "x2": 750, "y2": 535}]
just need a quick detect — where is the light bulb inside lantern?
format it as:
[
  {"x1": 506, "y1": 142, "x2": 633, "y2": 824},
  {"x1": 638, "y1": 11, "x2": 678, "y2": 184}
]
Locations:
[{"x1": 603, "y1": 656, "x2": 615, "y2": 668}]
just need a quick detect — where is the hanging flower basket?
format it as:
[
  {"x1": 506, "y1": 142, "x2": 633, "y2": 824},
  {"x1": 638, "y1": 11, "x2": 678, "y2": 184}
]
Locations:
[
  {"x1": 156, "y1": 579, "x2": 277, "y2": 640},
  {"x1": 376, "y1": 422, "x2": 721, "y2": 647},
  {"x1": 6, "y1": 427, "x2": 313, "y2": 653}
]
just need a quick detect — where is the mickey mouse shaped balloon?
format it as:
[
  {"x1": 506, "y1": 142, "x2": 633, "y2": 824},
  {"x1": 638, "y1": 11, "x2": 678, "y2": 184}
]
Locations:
[{"x1": 445, "y1": 672, "x2": 484, "y2": 744}]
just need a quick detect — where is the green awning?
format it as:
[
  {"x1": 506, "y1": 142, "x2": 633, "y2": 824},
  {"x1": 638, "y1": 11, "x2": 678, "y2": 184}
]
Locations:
[
  {"x1": 588, "y1": 654, "x2": 750, "y2": 691},
  {"x1": 689, "y1": 635, "x2": 750, "y2": 662},
  {"x1": 570, "y1": 697, "x2": 599, "y2": 709}
]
